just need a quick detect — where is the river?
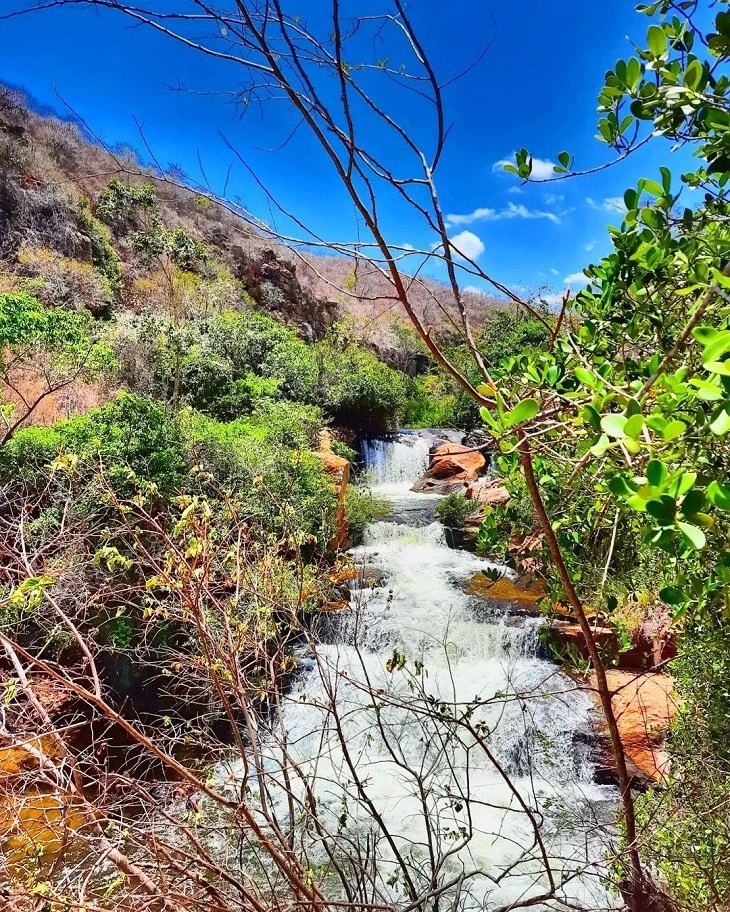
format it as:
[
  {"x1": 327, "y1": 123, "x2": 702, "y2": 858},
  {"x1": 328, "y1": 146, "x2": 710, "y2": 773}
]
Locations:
[{"x1": 216, "y1": 430, "x2": 619, "y2": 911}]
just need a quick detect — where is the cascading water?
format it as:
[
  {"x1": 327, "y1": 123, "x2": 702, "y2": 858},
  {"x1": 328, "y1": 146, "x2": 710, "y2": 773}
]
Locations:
[
  {"x1": 217, "y1": 432, "x2": 618, "y2": 910},
  {"x1": 362, "y1": 432, "x2": 433, "y2": 489}
]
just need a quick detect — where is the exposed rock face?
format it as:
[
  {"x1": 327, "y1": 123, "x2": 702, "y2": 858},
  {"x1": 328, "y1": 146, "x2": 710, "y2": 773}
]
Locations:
[
  {"x1": 411, "y1": 442, "x2": 486, "y2": 494},
  {"x1": 589, "y1": 671, "x2": 678, "y2": 785},
  {"x1": 313, "y1": 430, "x2": 350, "y2": 549},
  {"x1": 232, "y1": 247, "x2": 339, "y2": 341},
  {"x1": 549, "y1": 621, "x2": 676, "y2": 671}
]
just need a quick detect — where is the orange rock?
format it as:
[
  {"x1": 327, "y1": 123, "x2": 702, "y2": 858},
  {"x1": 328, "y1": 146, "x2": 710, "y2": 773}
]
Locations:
[
  {"x1": 465, "y1": 478, "x2": 510, "y2": 507},
  {"x1": 466, "y1": 573, "x2": 545, "y2": 606},
  {"x1": 589, "y1": 671, "x2": 678, "y2": 784},
  {"x1": 411, "y1": 443, "x2": 486, "y2": 494}
]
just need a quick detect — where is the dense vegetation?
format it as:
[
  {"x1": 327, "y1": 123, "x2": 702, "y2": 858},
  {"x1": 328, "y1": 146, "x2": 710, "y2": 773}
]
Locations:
[{"x1": 1, "y1": 0, "x2": 729, "y2": 910}]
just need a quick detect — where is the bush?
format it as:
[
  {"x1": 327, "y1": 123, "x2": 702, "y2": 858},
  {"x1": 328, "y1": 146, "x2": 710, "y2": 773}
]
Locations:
[
  {"x1": 16, "y1": 245, "x2": 115, "y2": 316},
  {"x1": 317, "y1": 336, "x2": 408, "y2": 433},
  {"x1": 344, "y1": 485, "x2": 390, "y2": 543},
  {"x1": 436, "y1": 493, "x2": 478, "y2": 529},
  {"x1": 402, "y1": 374, "x2": 457, "y2": 428},
  {"x1": 179, "y1": 409, "x2": 336, "y2": 542},
  {"x1": 76, "y1": 201, "x2": 124, "y2": 303},
  {"x1": 96, "y1": 178, "x2": 156, "y2": 229},
  {"x1": 0, "y1": 392, "x2": 187, "y2": 499}
]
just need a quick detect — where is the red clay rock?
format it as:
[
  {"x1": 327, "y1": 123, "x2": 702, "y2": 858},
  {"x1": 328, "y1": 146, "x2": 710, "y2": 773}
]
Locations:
[
  {"x1": 589, "y1": 671, "x2": 678, "y2": 784},
  {"x1": 465, "y1": 478, "x2": 510, "y2": 507},
  {"x1": 550, "y1": 621, "x2": 675, "y2": 671},
  {"x1": 411, "y1": 443, "x2": 486, "y2": 494}
]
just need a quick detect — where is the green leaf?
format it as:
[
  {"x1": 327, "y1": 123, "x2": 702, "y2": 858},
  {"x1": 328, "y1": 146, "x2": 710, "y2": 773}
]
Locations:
[
  {"x1": 680, "y1": 488, "x2": 705, "y2": 517},
  {"x1": 582, "y1": 404, "x2": 602, "y2": 432},
  {"x1": 646, "y1": 459, "x2": 668, "y2": 489},
  {"x1": 684, "y1": 59, "x2": 704, "y2": 90},
  {"x1": 590, "y1": 434, "x2": 615, "y2": 457},
  {"x1": 707, "y1": 480, "x2": 730, "y2": 510},
  {"x1": 625, "y1": 413, "x2": 645, "y2": 439},
  {"x1": 647, "y1": 24, "x2": 666, "y2": 56},
  {"x1": 558, "y1": 150, "x2": 571, "y2": 169},
  {"x1": 678, "y1": 521, "x2": 706, "y2": 550},
  {"x1": 693, "y1": 325, "x2": 720, "y2": 346},
  {"x1": 575, "y1": 367, "x2": 597, "y2": 388},
  {"x1": 504, "y1": 398, "x2": 539, "y2": 427},
  {"x1": 660, "y1": 166, "x2": 671, "y2": 195},
  {"x1": 659, "y1": 586, "x2": 689, "y2": 606},
  {"x1": 710, "y1": 407, "x2": 730, "y2": 436},
  {"x1": 689, "y1": 377, "x2": 723, "y2": 401},
  {"x1": 601, "y1": 413, "x2": 628, "y2": 438},
  {"x1": 702, "y1": 331, "x2": 730, "y2": 365},
  {"x1": 647, "y1": 495, "x2": 676, "y2": 524},
  {"x1": 608, "y1": 475, "x2": 636, "y2": 496},
  {"x1": 706, "y1": 361, "x2": 730, "y2": 376},
  {"x1": 662, "y1": 420, "x2": 686, "y2": 441}
]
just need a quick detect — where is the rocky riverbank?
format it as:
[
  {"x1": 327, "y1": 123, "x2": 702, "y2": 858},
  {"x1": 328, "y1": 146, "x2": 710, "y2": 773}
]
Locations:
[{"x1": 410, "y1": 438, "x2": 678, "y2": 788}]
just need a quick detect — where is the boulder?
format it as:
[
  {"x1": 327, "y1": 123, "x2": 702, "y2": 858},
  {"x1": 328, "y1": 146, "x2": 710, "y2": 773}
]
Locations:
[
  {"x1": 588, "y1": 671, "x2": 678, "y2": 785},
  {"x1": 549, "y1": 620, "x2": 676, "y2": 671},
  {"x1": 411, "y1": 442, "x2": 486, "y2": 494}
]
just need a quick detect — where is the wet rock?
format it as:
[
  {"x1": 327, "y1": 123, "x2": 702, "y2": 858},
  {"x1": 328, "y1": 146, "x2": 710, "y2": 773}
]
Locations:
[
  {"x1": 461, "y1": 428, "x2": 495, "y2": 452},
  {"x1": 548, "y1": 621, "x2": 674, "y2": 671},
  {"x1": 411, "y1": 442, "x2": 486, "y2": 494},
  {"x1": 328, "y1": 565, "x2": 386, "y2": 591},
  {"x1": 464, "y1": 572, "x2": 545, "y2": 613}
]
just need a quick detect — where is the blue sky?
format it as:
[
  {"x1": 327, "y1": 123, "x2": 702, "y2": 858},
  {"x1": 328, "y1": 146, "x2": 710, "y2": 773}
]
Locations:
[{"x1": 1, "y1": 1, "x2": 696, "y2": 298}]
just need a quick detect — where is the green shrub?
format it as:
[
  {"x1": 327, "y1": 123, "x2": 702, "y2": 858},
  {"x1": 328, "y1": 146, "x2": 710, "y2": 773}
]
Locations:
[
  {"x1": 344, "y1": 485, "x2": 390, "y2": 544},
  {"x1": 76, "y1": 201, "x2": 124, "y2": 303},
  {"x1": 331, "y1": 439, "x2": 357, "y2": 462},
  {"x1": 317, "y1": 337, "x2": 407, "y2": 433},
  {"x1": 1, "y1": 392, "x2": 186, "y2": 498},
  {"x1": 436, "y1": 493, "x2": 478, "y2": 529},
  {"x1": 96, "y1": 178, "x2": 156, "y2": 229},
  {"x1": 179, "y1": 409, "x2": 336, "y2": 542}
]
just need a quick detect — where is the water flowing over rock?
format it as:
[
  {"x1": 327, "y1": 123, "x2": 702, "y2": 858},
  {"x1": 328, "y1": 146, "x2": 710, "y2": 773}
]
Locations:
[{"x1": 216, "y1": 431, "x2": 617, "y2": 910}]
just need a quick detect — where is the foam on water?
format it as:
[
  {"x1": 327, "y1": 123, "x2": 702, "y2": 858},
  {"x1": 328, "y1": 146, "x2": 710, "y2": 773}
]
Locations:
[{"x1": 215, "y1": 433, "x2": 618, "y2": 910}]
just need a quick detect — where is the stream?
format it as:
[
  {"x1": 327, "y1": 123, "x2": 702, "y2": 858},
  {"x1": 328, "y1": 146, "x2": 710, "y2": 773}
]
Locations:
[{"x1": 217, "y1": 431, "x2": 619, "y2": 911}]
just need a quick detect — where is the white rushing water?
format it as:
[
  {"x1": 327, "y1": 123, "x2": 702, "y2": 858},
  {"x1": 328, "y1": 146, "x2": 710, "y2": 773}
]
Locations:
[{"x1": 217, "y1": 432, "x2": 618, "y2": 911}]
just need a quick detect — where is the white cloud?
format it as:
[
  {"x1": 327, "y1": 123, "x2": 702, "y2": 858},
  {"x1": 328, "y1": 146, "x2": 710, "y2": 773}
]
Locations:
[
  {"x1": 586, "y1": 196, "x2": 626, "y2": 214},
  {"x1": 445, "y1": 200, "x2": 563, "y2": 227},
  {"x1": 507, "y1": 186, "x2": 523, "y2": 195},
  {"x1": 448, "y1": 230, "x2": 485, "y2": 260},
  {"x1": 584, "y1": 240, "x2": 597, "y2": 252},
  {"x1": 492, "y1": 154, "x2": 557, "y2": 180},
  {"x1": 540, "y1": 291, "x2": 568, "y2": 308},
  {"x1": 444, "y1": 207, "x2": 496, "y2": 228},
  {"x1": 564, "y1": 271, "x2": 588, "y2": 286},
  {"x1": 550, "y1": 267, "x2": 560, "y2": 276},
  {"x1": 543, "y1": 192, "x2": 564, "y2": 206},
  {"x1": 463, "y1": 285, "x2": 484, "y2": 295}
]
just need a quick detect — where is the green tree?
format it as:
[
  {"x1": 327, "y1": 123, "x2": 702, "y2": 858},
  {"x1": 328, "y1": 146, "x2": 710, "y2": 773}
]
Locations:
[{"x1": 0, "y1": 291, "x2": 114, "y2": 446}]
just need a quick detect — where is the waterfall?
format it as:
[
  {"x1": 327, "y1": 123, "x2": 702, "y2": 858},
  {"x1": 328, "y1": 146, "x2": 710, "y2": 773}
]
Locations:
[
  {"x1": 361, "y1": 432, "x2": 433, "y2": 488},
  {"x1": 215, "y1": 434, "x2": 616, "y2": 910}
]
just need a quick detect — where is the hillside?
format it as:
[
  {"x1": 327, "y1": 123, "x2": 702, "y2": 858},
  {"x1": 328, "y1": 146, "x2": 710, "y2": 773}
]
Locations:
[{"x1": 0, "y1": 84, "x2": 503, "y2": 365}]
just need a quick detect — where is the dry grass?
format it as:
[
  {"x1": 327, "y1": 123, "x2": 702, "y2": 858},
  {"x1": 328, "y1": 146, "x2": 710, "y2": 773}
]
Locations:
[{"x1": 2, "y1": 88, "x2": 505, "y2": 350}]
